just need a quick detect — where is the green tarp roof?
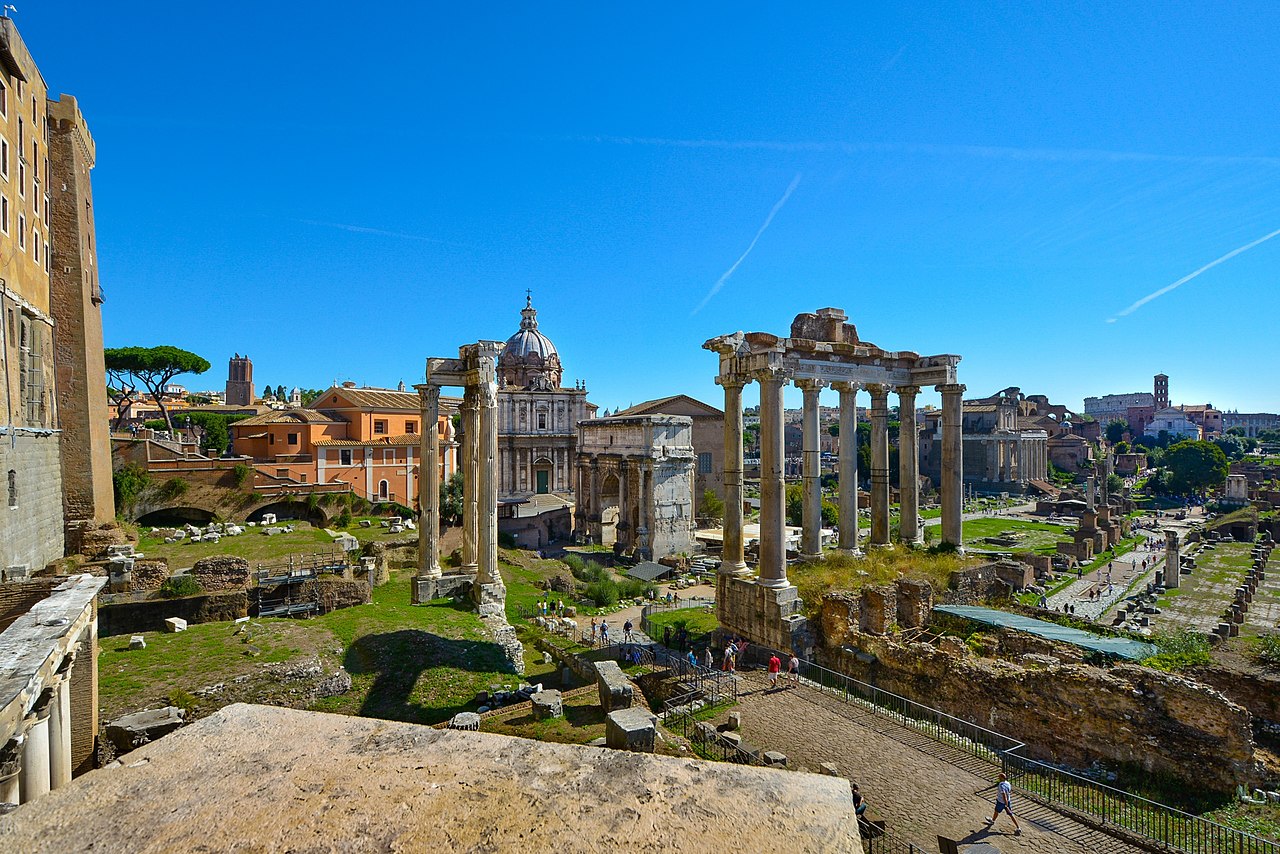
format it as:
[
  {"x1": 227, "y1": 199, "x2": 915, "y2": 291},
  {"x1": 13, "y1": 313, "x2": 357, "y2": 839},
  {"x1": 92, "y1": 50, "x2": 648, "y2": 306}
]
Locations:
[
  {"x1": 933, "y1": 605, "x2": 1157, "y2": 660},
  {"x1": 626, "y1": 561, "x2": 674, "y2": 582}
]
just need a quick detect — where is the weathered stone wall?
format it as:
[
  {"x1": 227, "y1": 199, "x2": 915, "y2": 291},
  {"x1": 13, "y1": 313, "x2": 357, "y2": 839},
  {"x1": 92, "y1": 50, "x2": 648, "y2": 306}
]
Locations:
[
  {"x1": 130, "y1": 559, "x2": 171, "y2": 592},
  {"x1": 0, "y1": 577, "x2": 60, "y2": 632},
  {"x1": 820, "y1": 633, "x2": 1257, "y2": 792},
  {"x1": 946, "y1": 562, "x2": 1014, "y2": 604},
  {"x1": 297, "y1": 579, "x2": 371, "y2": 612},
  {"x1": 715, "y1": 573, "x2": 811, "y2": 654},
  {"x1": 0, "y1": 430, "x2": 66, "y2": 572},
  {"x1": 191, "y1": 556, "x2": 250, "y2": 591},
  {"x1": 1189, "y1": 666, "x2": 1280, "y2": 727},
  {"x1": 98, "y1": 590, "x2": 249, "y2": 637}
]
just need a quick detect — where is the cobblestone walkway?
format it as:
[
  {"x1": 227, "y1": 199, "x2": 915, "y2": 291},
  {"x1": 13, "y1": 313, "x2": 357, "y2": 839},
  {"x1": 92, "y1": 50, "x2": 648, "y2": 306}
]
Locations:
[
  {"x1": 1045, "y1": 530, "x2": 1163, "y2": 621},
  {"x1": 730, "y1": 673, "x2": 1144, "y2": 854}
]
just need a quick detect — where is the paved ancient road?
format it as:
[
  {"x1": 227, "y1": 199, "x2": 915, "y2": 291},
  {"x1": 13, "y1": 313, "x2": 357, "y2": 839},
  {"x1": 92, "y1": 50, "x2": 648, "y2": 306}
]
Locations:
[{"x1": 729, "y1": 673, "x2": 1145, "y2": 854}]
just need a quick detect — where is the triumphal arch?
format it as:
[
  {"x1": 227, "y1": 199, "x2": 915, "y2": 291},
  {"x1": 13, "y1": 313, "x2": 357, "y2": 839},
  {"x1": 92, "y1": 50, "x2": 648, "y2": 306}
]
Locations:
[{"x1": 704, "y1": 307, "x2": 963, "y2": 652}]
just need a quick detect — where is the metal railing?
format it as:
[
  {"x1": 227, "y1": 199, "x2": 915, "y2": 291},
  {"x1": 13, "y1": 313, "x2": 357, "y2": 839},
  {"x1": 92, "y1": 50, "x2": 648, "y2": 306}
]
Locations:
[{"x1": 739, "y1": 645, "x2": 1278, "y2": 854}]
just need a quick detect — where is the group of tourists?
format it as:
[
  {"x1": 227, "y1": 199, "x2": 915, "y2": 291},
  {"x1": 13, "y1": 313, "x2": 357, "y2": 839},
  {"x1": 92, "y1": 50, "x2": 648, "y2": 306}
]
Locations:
[
  {"x1": 588, "y1": 617, "x2": 610, "y2": 645},
  {"x1": 537, "y1": 598, "x2": 566, "y2": 617},
  {"x1": 765, "y1": 651, "x2": 802, "y2": 689}
]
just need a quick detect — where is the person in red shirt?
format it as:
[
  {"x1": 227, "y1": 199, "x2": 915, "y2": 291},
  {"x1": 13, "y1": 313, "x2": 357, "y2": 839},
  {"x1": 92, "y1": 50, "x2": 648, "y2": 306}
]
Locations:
[{"x1": 767, "y1": 653, "x2": 781, "y2": 689}]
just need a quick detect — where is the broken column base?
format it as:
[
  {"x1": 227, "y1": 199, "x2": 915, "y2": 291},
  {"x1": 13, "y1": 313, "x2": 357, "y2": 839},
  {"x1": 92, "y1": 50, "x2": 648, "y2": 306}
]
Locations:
[
  {"x1": 412, "y1": 573, "x2": 472, "y2": 605},
  {"x1": 715, "y1": 573, "x2": 811, "y2": 655},
  {"x1": 472, "y1": 581, "x2": 507, "y2": 618},
  {"x1": 606, "y1": 707, "x2": 657, "y2": 753}
]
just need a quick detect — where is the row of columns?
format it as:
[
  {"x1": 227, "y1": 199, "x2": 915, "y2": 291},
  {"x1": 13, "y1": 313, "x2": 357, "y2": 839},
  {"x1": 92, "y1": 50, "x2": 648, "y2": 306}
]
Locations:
[
  {"x1": 981, "y1": 435, "x2": 1048, "y2": 483},
  {"x1": 575, "y1": 456, "x2": 654, "y2": 555},
  {"x1": 1, "y1": 660, "x2": 74, "y2": 807},
  {"x1": 415, "y1": 373, "x2": 503, "y2": 596},
  {"x1": 719, "y1": 374, "x2": 965, "y2": 587}
]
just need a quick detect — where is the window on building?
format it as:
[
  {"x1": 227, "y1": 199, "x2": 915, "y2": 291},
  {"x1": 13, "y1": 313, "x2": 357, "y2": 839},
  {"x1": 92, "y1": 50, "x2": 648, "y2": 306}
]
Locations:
[
  {"x1": 405, "y1": 421, "x2": 417, "y2": 434},
  {"x1": 276, "y1": 468, "x2": 290, "y2": 479},
  {"x1": 287, "y1": 432, "x2": 299, "y2": 445},
  {"x1": 537, "y1": 411, "x2": 548, "y2": 430},
  {"x1": 373, "y1": 420, "x2": 387, "y2": 435},
  {"x1": 0, "y1": 79, "x2": 6, "y2": 118},
  {"x1": 17, "y1": 116, "x2": 22, "y2": 147},
  {"x1": 698, "y1": 453, "x2": 713, "y2": 474},
  {"x1": 17, "y1": 213, "x2": 24, "y2": 250},
  {"x1": 299, "y1": 474, "x2": 307, "y2": 483},
  {"x1": 7, "y1": 469, "x2": 15, "y2": 508},
  {"x1": 42, "y1": 241, "x2": 48, "y2": 272},
  {"x1": 0, "y1": 195, "x2": 8, "y2": 235},
  {"x1": 17, "y1": 162, "x2": 23, "y2": 197},
  {"x1": 340, "y1": 449, "x2": 353, "y2": 466},
  {"x1": 31, "y1": 230, "x2": 37, "y2": 263},
  {"x1": 383, "y1": 448, "x2": 395, "y2": 464},
  {"x1": 0, "y1": 136, "x2": 8, "y2": 179},
  {"x1": 378, "y1": 480, "x2": 389, "y2": 501},
  {"x1": 268, "y1": 434, "x2": 275, "y2": 445}
]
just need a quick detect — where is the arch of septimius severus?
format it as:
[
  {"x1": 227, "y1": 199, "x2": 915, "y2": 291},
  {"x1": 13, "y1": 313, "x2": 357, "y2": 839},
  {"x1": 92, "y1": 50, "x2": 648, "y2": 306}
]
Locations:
[{"x1": 704, "y1": 307, "x2": 963, "y2": 652}]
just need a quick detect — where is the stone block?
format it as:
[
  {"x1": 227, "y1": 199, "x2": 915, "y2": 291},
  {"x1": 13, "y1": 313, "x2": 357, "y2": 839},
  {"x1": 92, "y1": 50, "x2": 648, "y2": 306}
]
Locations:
[
  {"x1": 720, "y1": 731, "x2": 742, "y2": 748},
  {"x1": 448, "y1": 712, "x2": 480, "y2": 731},
  {"x1": 530, "y1": 690, "x2": 563, "y2": 720},
  {"x1": 129, "y1": 635, "x2": 146, "y2": 650},
  {"x1": 595, "y1": 661, "x2": 633, "y2": 712},
  {"x1": 726, "y1": 711, "x2": 742, "y2": 731},
  {"x1": 105, "y1": 707, "x2": 185, "y2": 753},
  {"x1": 763, "y1": 751, "x2": 788, "y2": 767},
  {"x1": 819, "y1": 762, "x2": 839, "y2": 776},
  {"x1": 191, "y1": 555, "x2": 250, "y2": 591},
  {"x1": 605, "y1": 707, "x2": 657, "y2": 753},
  {"x1": 164, "y1": 617, "x2": 187, "y2": 633},
  {"x1": 694, "y1": 722, "x2": 718, "y2": 744}
]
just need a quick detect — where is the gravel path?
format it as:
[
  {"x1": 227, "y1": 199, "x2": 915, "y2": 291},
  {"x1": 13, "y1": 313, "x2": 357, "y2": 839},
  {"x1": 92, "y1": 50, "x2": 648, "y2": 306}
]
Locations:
[{"x1": 730, "y1": 672, "x2": 1145, "y2": 854}]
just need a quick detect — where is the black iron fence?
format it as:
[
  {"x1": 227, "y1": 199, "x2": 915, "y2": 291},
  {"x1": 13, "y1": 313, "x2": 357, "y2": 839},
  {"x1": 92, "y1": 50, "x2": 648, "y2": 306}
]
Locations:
[{"x1": 738, "y1": 645, "x2": 1278, "y2": 854}]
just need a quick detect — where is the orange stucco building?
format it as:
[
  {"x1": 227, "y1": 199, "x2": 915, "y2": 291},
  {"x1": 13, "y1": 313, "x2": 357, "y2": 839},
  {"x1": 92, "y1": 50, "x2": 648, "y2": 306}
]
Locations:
[{"x1": 230, "y1": 384, "x2": 458, "y2": 505}]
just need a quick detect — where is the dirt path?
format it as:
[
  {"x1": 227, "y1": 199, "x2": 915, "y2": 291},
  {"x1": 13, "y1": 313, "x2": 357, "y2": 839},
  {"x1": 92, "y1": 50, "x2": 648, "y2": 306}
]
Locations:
[{"x1": 729, "y1": 672, "x2": 1144, "y2": 854}]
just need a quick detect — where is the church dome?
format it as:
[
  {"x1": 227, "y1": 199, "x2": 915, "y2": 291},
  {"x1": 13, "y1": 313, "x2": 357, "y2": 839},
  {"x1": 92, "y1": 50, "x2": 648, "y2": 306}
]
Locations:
[{"x1": 498, "y1": 294, "x2": 563, "y2": 389}]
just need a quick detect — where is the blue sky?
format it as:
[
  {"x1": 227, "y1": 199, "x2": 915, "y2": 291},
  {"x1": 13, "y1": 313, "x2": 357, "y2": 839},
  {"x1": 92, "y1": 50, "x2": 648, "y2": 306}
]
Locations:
[{"x1": 22, "y1": 2, "x2": 1280, "y2": 413}]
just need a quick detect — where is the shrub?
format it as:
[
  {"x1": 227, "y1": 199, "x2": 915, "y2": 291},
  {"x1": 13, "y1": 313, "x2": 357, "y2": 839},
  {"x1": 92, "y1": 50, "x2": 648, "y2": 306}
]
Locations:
[
  {"x1": 231, "y1": 463, "x2": 254, "y2": 488},
  {"x1": 335, "y1": 510, "x2": 353, "y2": 529},
  {"x1": 617, "y1": 578, "x2": 649, "y2": 600},
  {"x1": 113, "y1": 463, "x2": 150, "y2": 507},
  {"x1": 498, "y1": 532, "x2": 518, "y2": 549},
  {"x1": 1143, "y1": 630, "x2": 1212, "y2": 671},
  {"x1": 159, "y1": 477, "x2": 189, "y2": 500},
  {"x1": 158, "y1": 575, "x2": 201, "y2": 598},
  {"x1": 582, "y1": 578, "x2": 620, "y2": 607},
  {"x1": 1254, "y1": 633, "x2": 1280, "y2": 667}
]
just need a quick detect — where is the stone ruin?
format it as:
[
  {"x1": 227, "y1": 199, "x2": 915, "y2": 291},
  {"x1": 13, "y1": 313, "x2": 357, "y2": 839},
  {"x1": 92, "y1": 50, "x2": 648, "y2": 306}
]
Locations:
[{"x1": 191, "y1": 556, "x2": 251, "y2": 592}]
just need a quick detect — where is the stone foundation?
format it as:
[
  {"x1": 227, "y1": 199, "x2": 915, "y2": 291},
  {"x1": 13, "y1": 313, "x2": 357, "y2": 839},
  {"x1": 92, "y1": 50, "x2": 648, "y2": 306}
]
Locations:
[
  {"x1": 715, "y1": 573, "x2": 810, "y2": 654},
  {"x1": 412, "y1": 572, "x2": 472, "y2": 604}
]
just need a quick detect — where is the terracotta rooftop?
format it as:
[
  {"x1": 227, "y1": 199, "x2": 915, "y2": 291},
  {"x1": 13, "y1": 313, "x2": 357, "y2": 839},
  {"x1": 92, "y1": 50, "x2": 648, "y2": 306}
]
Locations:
[
  {"x1": 232, "y1": 409, "x2": 346, "y2": 427},
  {"x1": 312, "y1": 434, "x2": 428, "y2": 447},
  {"x1": 313, "y1": 386, "x2": 461, "y2": 412}
]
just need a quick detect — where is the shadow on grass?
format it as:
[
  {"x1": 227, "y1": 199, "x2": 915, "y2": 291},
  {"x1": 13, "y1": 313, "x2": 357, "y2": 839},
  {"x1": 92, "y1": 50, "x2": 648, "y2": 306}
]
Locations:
[{"x1": 343, "y1": 628, "x2": 514, "y2": 724}]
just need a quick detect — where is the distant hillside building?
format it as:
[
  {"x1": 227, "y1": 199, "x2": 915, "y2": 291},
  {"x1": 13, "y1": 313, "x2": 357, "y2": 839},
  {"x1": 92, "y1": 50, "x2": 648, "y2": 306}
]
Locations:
[
  {"x1": 1223, "y1": 411, "x2": 1280, "y2": 438},
  {"x1": 921, "y1": 393, "x2": 1048, "y2": 494},
  {"x1": 225, "y1": 354, "x2": 254, "y2": 406},
  {"x1": 495, "y1": 296, "x2": 596, "y2": 499},
  {"x1": 1147, "y1": 407, "x2": 1202, "y2": 441}
]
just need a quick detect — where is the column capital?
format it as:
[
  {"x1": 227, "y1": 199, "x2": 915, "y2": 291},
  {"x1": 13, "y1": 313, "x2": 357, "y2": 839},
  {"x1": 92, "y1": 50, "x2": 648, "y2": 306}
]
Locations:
[
  {"x1": 896, "y1": 384, "x2": 922, "y2": 398},
  {"x1": 794, "y1": 377, "x2": 827, "y2": 393},
  {"x1": 936, "y1": 383, "x2": 967, "y2": 396},
  {"x1": 715, "y1": 374, "x2": 749, "y2": 389},
  {"x1": 416, "y1": 384, "x2": 442, "y2": 406},
  {"x1": 830, "y1": 381, "x2": 860, "y2": 394},
  {"x1": 866, "y1": 382, "x2": 890, "y2": 398},
  {"x1": 751, "y1": 366, "x2": 787, "y2": 386}
]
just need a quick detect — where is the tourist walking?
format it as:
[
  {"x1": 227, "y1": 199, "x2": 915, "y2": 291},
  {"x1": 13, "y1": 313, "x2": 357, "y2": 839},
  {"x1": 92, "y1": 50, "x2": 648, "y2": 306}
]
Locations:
[
  {"x1": 723, "y1": 641, "x2": 737, "y2": 672},
  {"x1": 600, "y1": 620, "x2": 610, "y2": 645},
  {"x1": 663, "y1": 626, "x2": 672, "y2": 648},
  {"x1": 623, "y1": 619, "x2": 634, "y2": 642},
  {"x1": 767, "y1": 653, "x2": 781, "y2": 688},
  {"x1": 985, "y1": 772, "x2": 1021, "y2": 835},
  {"x1": 590, "y1": 617, "x2": 598, "y2": 643},
  {"x1": 703, "y1": 647, "x2": 714, "y2": 671},
  {"x1": 687, "y1": 649, "x2": 697, "y2": 668}
]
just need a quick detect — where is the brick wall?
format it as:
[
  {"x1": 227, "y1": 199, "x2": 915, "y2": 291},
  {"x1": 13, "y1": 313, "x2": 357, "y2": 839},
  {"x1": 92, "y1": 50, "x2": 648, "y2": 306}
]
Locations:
[
  {"x1": 0, "y1": 577, "x2": 59, "y2": 631},
  {"x1": 69, "y1": 617, "x2": 98, "y2": 775},
  {"x1": 0, "y1": 431, "x2": 66, "y2": 571}
]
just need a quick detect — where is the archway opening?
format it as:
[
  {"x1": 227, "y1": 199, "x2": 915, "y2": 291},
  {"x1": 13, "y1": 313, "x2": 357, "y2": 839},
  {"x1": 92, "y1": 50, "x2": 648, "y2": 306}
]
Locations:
[
  {"x1": 136, "y1": 506, "x2": 216, "y2": 527},
  {"x1": 599, "y1": 472, "x2": 620, "y2": 546},
  {"x1": 533, "y1": 456, "x2": 553, "y2": 495}
]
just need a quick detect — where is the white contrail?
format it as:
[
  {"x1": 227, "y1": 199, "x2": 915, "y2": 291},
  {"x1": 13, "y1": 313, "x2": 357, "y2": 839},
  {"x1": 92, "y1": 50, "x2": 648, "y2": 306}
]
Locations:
[
  {"x1": 295, "y1": 218, "x2": 464, "y2": 246},
  {"x1": 692, "y1": 173, "x2": 802, "y2": 316},
  {"x1": 1108, "y1": 225, "x2": 1280, "y2": 322}
]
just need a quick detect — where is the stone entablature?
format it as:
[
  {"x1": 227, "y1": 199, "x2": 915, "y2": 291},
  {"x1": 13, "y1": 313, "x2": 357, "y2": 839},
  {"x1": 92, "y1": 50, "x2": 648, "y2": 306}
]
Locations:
[
  {"x1": 573, "y1": 415, "x2": 696, "y2": 560},
  {"x1": 704, "y1": 308, "x2": 964, "y2": 653}
]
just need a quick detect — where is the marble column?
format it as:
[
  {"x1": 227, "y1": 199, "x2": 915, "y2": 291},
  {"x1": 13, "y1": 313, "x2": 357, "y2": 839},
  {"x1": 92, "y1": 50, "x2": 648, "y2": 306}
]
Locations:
[
  {"x1": 1165, "y1": 530, "x2": 1181, "y2": 590},
  {"x1": 798, "y1": 378, "x2": 824, "y2": 560},
  {"x1": 460, "y1": 388, "x2": 479, "y2": 574},
  {"x1": 416, "y1": 385, "x2": 442, "y2": 579},
  {"x1": 19, "y1": 708, "x2": 50, "y2": 802},
  {"x1": 475, "y1": 380, "x2": 502, "y2": 591},
  {"x1": 0, "y1": 746, "x2": 18, "y2": 805},
  {"x1": 897, "y1": 385, "x2": 922, "y2": 545},
  {"x1": 637, "y1": 460, "x2": 651, "y2": 558},
  {"x1": 939, "y1": 383, "x2": 966, "y2": 549},
  {"x1": 834, "y1": 382, "x2": 860, "y2": 554},
  {"x1": 589, "y1": 460, "x2": 601, "y2": 543},
  {"x1": 757, "y1": 368, "x2": 788, "y2": 587},
  {"x1": 718, "y1": 377, "x2": 749, "y2": 574},
  {"x1": 985, "y1": 437, "x2": 996, "y2": 481},
  {"x1": 618, "y1": 458, "x2": 631, "y2": 552},
  {"x1": 48, "y1": 674, "x2": 71, "y2": 789},
  {"x1": 868, "y1": 384, "x2": 891, "y2": 547}
]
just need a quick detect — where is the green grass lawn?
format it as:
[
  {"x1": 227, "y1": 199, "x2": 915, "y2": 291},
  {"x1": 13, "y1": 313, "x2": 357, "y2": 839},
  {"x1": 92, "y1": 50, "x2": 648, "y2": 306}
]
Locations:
[
  {"x1": 956, "y1": 518, "x2": 1075, "y2": 555},
  {"x1": 646, "y1": 608, "x2": 719, "y2": 650},
  {"x1": 137, "y1": 523, "x2": 339, "y2": 568},
  {"x1": 101, "y1": 567, "x2": 551, "y2": 727},
  {"x1": 480, "y1": 690, "x2": 606, "y2": 745}
]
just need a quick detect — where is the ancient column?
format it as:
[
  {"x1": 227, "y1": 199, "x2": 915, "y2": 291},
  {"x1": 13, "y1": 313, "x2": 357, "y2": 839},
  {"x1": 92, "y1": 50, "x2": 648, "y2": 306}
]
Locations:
[
  {"x1": 719, "y1": 376, "x2": 749, "y2": 574},
  {"x1": 19, "y1": 708, "x2": 50, "y2": 802},
  {"x1": 798, "y1": 378, "x2": 824, "y2": 560},
  {"x1": 757, "y1": 367, "x2": 788, "y2": 587},
  {"x1": 0, "y1": 745, "x2": 18, "y2": 805},
  {"x1": 475, "y1": 379, "x2": 502, "y2": 593},
  {"x1": 48, "y1": 673, "x2": 71, "y2": 789},
  {"x1": 939, "y1": 383, "x2": 965, "y2": 549},
  {"x1": 617, "y1": 457, "x2": 630, "y2": 552},
  {"x1": 833, "y1": 382, "x2": 860, "y2": 554},
  {"x1": 897, "y1": 385, "x2": 922, "y2": 545},
  {"x1": 1165, "y1": 530, "x2": 1181, "y2": 590},
  {"x1": 985, "y1": 437, "x2": 997, "y2": 481},
  {"x1": 460, "y1": 387, "x2": 479, "y2": 574},
  {"x1": 868, "y1": 384, "x2": 891, "y2": 547},
  {"x1": 1086, "y1": 475, "x2": 1096, "y2": 511},
  {"x1": 637, "y1": 459, "x2": 651, "y2": 558},
  {"x1": 416, "y1": 385, "x2": 442, "y2": 580},
  {"x1": 589, "y1": 460, "x2": 601, "y2": 543}
]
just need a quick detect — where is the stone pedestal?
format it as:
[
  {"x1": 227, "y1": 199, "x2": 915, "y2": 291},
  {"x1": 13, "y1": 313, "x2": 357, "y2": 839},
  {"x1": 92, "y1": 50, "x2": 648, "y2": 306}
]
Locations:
[
  {"x1": 715, "y1": 573, "x2": 809, "y2": 654},
  {"x1": 605, "y1": 707, "x2": 657, "y2": 753},
  {"x1": 595, "y1": 661, "x2": 633, "y2": 712},
  {"x1": 530, "y1": 689, "x2": 563, "y2": 720}
]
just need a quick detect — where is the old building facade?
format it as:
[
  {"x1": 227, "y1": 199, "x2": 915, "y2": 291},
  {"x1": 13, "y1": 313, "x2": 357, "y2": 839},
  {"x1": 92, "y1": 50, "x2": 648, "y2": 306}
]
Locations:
[
  {"x1": 495, "y1": 296, "x2": 595, "y2": 499},
  {"x1": 613, "y1": 394, "x2": 724, "y2": 507}
]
